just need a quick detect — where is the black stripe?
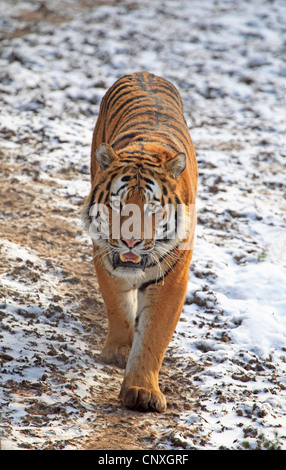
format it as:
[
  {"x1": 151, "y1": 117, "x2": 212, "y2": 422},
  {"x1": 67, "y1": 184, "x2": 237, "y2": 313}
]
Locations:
[
  {"x1": 91, "y1": 184, "x2": 98, "y2": 204},
  {"x1": 147, "y1": 74, "x2": 182, "y2": 106},
  {"x1": 119, "y1": 158, "x2": 160, "y2": 166},
  {"x1": 143, "y1": 177, "x2": 155, "y2": 185},
  {"x1": 136, "y1": 153, "x2": 160, "y2": 161},
  {"x1": 139, "y1": 254, "x2": 182, "y2": 291},
  {"x1": 135, "y1": 314, "x2": 140, "y2": 330},
  {"x1": 122, "y1": 110, "x2": 156, "y2": 124},
  {"x1": 119, "y1": 149, "x2": 160, "y2": 160},
  {"x1": 150, "y1": 87, "x2": 181, "y2": 109},
  {"x1": 116, "y1": 119, "x2": 189, "y2": 150},
  {"x1": 120, "y1": 109, "x2": 184, "y2": 131},
  {"x1": 175, "y1": 195, "x2": 181, "y2": 205},
  {"x1": 146, "y1": 134, "x2": 179, "y2": 152},
  {"x1": 121, "y1": 175, "x2": 132, "y2": 182},
  {"x1": 105, "y1": 82, "x2": 133, "y2": 114},
  {"x1": 115, "y1": 183, "x2": 126, "y2": 195},
  {"x1": 110, "y1": 97, "x2": 151, "y2": 132},
  {"x1": 111, "y1": 132, "x2": 141, "y2": 148},
  {"x1": 98, "y1": 190, "x2": 104, "y2": 203},
  {"x1": 114, "y1": 100, "x2": 155, "y2": 126},
  {"x1": 109, "y1": 94, "x2": 150, "y2": 128},
  {"x1": 102, "y1": 81, "x2": 133, "y2": 140},
  {"x1": 154, "y1": 82, "x2": 181, "y2": 102},
  {"x1": 118, "y1": 133, "x2": 179, "y2": 154},
  {"x1": 119, "y1": 158, "x2": 160, "y2": 168}
]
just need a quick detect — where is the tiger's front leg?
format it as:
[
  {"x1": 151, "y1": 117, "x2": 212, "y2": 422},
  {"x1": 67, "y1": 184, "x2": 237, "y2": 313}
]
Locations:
[
  {"x1": 100, "y1": 287, "x2": 137, "y2": 369},
  {"x1": 95, "y1": 255, "x2": 137, "y2": 369},
  {"x1": 119, "y1": 262, "x2": 190, "y2": 412}
]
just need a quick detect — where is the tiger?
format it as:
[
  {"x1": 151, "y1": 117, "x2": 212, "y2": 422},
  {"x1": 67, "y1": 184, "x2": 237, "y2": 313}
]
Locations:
[{"x1": 82, "y1": 71, "x2": 198, "y2": 412}]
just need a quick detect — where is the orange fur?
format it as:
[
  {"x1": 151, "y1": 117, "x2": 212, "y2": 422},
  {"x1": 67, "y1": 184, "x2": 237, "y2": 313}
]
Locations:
[{"x1": 82, "y1": 72, "x2": 198, "y2": 412}]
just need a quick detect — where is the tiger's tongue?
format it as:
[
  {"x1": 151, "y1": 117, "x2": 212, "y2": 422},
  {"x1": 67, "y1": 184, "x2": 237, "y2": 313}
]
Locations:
[{"x1": 120, "y1": 252, "x2": 141, "y2": 264}]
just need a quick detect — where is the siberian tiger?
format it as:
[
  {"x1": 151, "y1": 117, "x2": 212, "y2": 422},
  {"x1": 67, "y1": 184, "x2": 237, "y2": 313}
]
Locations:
[{"x1": 82, "y1": 72, "x2": 198, "y2": 412}]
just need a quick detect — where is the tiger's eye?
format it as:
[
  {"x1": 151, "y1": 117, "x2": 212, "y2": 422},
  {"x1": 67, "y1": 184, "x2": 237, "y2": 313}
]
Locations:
[{"x1": 146, "y1": 202, "x2": 161, "y2": 215}]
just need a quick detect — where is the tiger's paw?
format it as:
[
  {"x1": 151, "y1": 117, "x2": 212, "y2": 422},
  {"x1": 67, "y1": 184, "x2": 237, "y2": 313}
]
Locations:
[
  {"x1": 100, "y1": 344, "x2": 131, "y2": 369},
  {"x1": 119, "y1": 385, "x2": 167, "y2": 413}
]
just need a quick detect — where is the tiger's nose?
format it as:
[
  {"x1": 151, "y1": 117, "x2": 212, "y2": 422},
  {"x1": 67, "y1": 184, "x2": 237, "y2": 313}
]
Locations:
[{"x1": 122, "y1": 239, "x2": 142, "y2": 248}]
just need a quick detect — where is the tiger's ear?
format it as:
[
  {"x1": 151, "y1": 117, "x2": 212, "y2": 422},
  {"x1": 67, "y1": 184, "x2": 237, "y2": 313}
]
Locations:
[
  {"x1": 165, "y1": 153, "x2": 186, "y2": 179},
  {"x1": 96, "y1": 143, "x2": 117, "y2": 171}
]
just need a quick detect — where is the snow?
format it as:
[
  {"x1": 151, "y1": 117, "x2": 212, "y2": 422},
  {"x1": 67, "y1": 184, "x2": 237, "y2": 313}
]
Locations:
[{"x1": 1, "y1": 0, "x2": 286, "y2": 451}]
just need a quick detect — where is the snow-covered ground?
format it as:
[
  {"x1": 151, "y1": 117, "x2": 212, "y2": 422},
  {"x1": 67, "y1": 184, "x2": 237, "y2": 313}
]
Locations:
[{"x1": 0, "y1": 0, "x2": 286, "y2": 450}]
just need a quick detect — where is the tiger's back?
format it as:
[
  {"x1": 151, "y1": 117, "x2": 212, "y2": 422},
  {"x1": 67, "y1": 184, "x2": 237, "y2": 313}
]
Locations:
[
  {"x1": 84, "y1": 72, "x2": 198, "y2": 412},
  {"x1": 91, "y1": 71, "x2": 197, "y2": 201}
]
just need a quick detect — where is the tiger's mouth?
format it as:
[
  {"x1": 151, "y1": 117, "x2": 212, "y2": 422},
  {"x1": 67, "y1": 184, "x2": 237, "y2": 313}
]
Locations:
[
  {"x1": 120, "y1": 252, "x2": 141, "y2": 264},
  {"x1": 113, "y1": 252, "x2": 147, "y2": 269}
]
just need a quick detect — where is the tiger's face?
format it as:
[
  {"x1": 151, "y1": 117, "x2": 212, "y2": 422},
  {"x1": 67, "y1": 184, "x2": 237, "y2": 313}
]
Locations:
[{"x1": 82, "y1": 144, "x2": 189, "y2": 279}]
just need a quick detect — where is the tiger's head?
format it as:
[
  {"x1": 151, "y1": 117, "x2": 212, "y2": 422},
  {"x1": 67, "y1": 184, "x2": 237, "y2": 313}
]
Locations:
[{"x1": 82, "y1": 143, "x2": 192, "y2": 279}]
